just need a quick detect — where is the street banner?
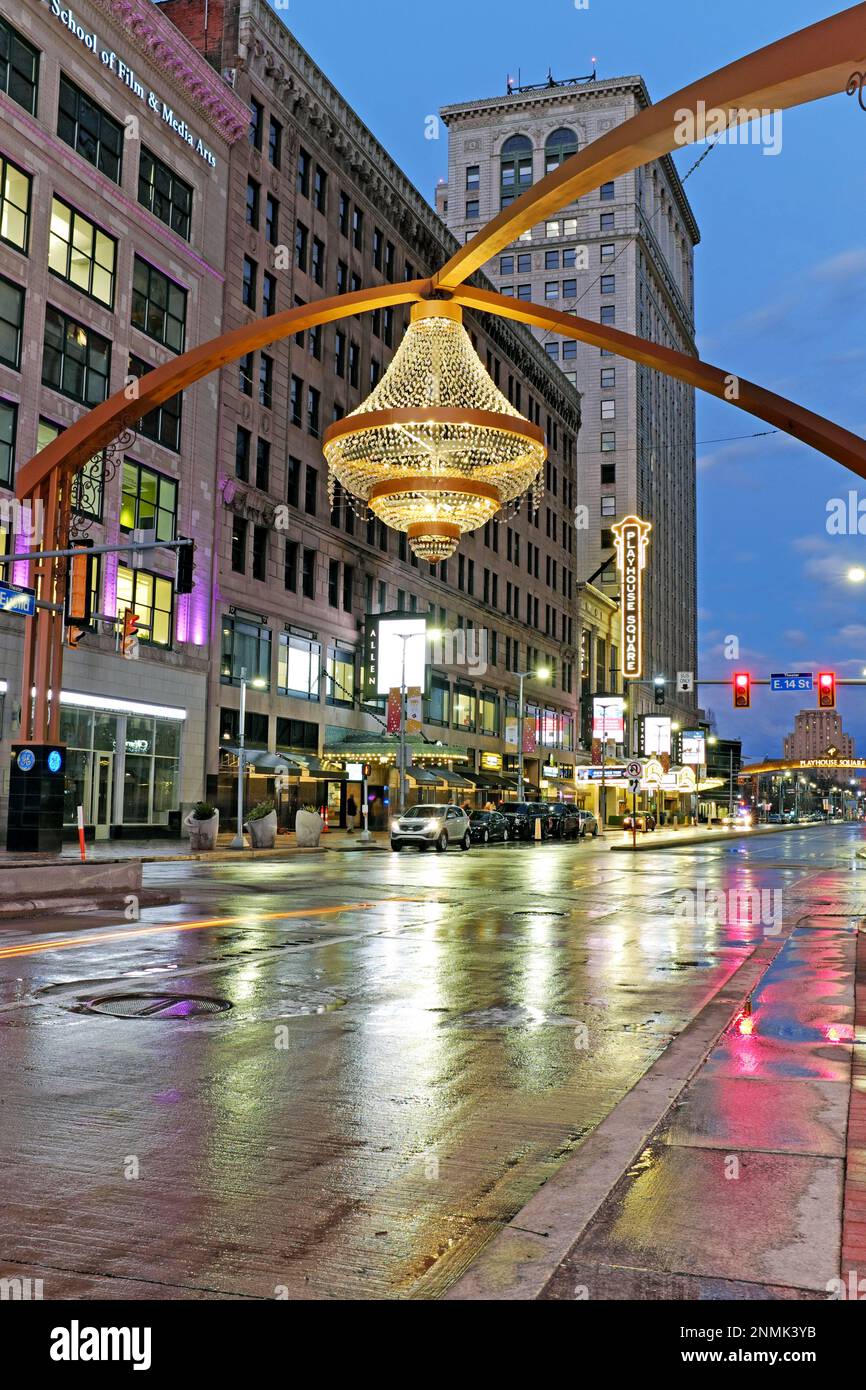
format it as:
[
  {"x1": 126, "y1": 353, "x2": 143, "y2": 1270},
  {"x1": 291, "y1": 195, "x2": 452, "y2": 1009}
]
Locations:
[
  {"x1": 405, "y1": 687, "x2": 422, "y2": 733},
  {"x1": 386, "y1": 687, "x2": 401, "y2": 733},
  {"x1": 522, "y1": 716, "x2": 537, "y2": 753},
  {"x1": 505, "y1": 715, "x2": 518, "y2": 746}
]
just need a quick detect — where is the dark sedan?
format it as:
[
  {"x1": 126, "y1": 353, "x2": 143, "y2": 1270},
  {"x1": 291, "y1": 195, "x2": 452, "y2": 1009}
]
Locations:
[
  {"x1": 469, "y1": 810, "x2": 511, "y2": 844},
  {"x1": 546, "y1": 803, "x2": 580, "y2": 839},
  {"x1": 498, "y1": 802, "x2": 538, "y2": 840}
]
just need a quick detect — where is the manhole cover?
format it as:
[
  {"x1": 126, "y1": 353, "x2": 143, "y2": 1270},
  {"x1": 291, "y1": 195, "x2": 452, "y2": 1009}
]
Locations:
[{"x1": 82, "y1": 993, "x2": 232, "y2": 1019}]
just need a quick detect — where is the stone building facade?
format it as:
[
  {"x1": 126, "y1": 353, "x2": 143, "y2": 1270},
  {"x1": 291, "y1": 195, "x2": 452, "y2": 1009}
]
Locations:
[
  {"x1": 0, "y1": 0, "x2": 247, "y2": 836},
  {"x1": 161, "y1": 0, "x2": 589, "y2": 827},
  {"x1": 438, "y1": 74, "x2": 701, "y2": 743}
]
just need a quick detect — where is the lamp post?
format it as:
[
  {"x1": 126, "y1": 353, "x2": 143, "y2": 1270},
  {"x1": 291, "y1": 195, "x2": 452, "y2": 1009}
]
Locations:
[
  {"x1": 395, "y1": 627, "x2": 441, "y2": 815},
  {"x1": 516, "y1": 665, "x2": 550, "y2": 802},
  {"x1": 594, "y1": 697, "x2": 621, "y2": 835},
  {"x1": 230, "y1": 666, "x2": 267, "y2": 849}
]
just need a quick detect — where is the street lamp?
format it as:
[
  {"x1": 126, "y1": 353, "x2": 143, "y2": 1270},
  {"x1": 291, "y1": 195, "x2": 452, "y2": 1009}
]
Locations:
[
  {"x1": 395, "y1": 627, "x2": 441, "y2": 814},
  {"x1": 516, "y1": 664, "x2": 550, "y2": 802},
  {"x1": 230, "y1": 667, "x2": 267, "y2": 849}
]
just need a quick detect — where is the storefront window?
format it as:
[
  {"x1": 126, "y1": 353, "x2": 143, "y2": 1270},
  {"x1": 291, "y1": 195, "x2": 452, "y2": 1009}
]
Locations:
[
  {"x1": 326, "y1": 646, "x2": 355, "y2": 706},
  {"x1": 117, "y1": 565, "x2": 174, "y2": 647},
  {"x1": 453, "y1": 685, "x2": 476, "y2": 732},
  {"x1": 478, "y1": 689, "x2": 499, "y2": 736},
  {"x1": 278, "y1": 633, "x2": 321, "y2": 700},
  {"x1": 61, "y1": 708, "x2": 182, "y2": 827}
]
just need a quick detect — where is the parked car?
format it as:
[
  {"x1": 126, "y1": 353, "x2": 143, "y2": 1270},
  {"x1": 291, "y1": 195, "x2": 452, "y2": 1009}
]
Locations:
[
  {"x1": 546, "y1": 803, "x2": 580, "y2": 839},
  {"x1": 499, "y1": 802, "x2": 538, "y2": 840},
  {"x1": 623, "y1": 812, "x2": 656, "y2": 832},
  {"x1": 577, "y1": 810, "x2": 599, "y2": 838},
  {"x1": 390, "y1": 803, "x2": 471, "y2": 852},
  {"x1": 767, "y1": 812, "x2": 783, "y2": 824},
  {"x1": 469, "y1": 809, "x2": 511, "y2": 844}
]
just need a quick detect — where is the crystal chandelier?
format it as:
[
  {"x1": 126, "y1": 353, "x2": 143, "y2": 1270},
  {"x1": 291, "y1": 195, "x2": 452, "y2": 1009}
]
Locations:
[{"x1": 322, "y1": 301, "x2": 547, "y2": 562}]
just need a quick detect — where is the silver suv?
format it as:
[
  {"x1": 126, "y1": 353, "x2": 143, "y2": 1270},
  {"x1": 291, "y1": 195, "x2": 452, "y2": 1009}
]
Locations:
[{"x1": 390, "y1": 803, "x2": 472, "y2": 852}]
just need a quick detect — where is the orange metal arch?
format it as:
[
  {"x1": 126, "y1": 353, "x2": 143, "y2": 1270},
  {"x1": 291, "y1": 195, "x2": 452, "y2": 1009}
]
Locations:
[
  {"x1": 450, "y1": 286, "x2": 866, "y2": 479},
  {"x1": 435, "y1": 1, "x2": 866, "y2": 289}
]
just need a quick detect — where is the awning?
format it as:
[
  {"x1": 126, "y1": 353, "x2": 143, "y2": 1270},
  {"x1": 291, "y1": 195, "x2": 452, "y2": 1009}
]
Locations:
[
  {"x1": 222, "y1": 747, "x2": 295, "y2": 772},
  {"x1": 288, "y1": 753, "x2": 347, "y2": 780},
  {"x1": 425, "y1": 765, "x2": 475, "y2": 788},
  {"x1": 408, "y1": 767, "x2": 443, "y2": 786}
]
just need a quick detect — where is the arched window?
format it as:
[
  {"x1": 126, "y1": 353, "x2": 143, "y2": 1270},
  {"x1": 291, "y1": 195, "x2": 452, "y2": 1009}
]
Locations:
[
  {"x1": 500, "y1": 134, "x2": 533, "y2": 207},
  {"x1": 544, "y1": 127, "x2": 578, "y2": 173}
]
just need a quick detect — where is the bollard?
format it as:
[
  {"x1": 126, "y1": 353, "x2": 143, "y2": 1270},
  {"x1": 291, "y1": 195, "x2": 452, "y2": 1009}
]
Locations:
[{"x1": 534, "y1": 816, "x2": 542, "y2": 841}]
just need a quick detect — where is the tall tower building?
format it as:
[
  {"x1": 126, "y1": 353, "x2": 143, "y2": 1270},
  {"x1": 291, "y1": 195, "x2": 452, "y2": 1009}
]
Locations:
[
  {"x1": 784, "y1": 710, "x2": 854, "y2": 764},
  {"x1": 438, "y1": 73, "x2": 701, "y2": 739}
]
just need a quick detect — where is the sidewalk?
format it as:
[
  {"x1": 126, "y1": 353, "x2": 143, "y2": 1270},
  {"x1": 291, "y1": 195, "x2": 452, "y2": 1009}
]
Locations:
[
  {"x1": 53, "y1": 829, "x2": 391, "y2": 863},
  {"x1": 448, "y1": 886, "x2": 862, "y2": 1300},
  {"x1": 607, "y1": 820, "x2": 837, "y2": 852}
]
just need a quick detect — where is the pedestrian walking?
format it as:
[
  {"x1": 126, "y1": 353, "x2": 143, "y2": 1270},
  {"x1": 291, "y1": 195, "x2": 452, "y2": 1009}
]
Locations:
[{"x1": 346, "y1": 793, "x2": 357, "y2": 832}]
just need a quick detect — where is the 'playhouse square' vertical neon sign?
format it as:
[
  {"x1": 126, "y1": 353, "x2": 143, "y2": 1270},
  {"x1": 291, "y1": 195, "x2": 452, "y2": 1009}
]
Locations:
[{"x1": 611, "y1": 515, "x2": 652, "y2": 679}]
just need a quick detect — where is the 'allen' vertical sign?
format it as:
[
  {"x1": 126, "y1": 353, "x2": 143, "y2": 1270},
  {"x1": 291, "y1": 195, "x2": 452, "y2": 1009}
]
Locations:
[{"x1": 611, "y1": 516, "x2": 652, "y2": 679}]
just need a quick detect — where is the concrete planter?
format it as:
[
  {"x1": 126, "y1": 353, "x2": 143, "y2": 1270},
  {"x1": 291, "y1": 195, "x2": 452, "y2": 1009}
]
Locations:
[
  {"x1": 295, "y1": 808, "x2": 322, "y2": 848},
  {"x1": 184, "y1": 810, "x2": 219, "y2": 850},
  {"x1": 246, "y1": 809, "x2": 277, "y2": 849}
]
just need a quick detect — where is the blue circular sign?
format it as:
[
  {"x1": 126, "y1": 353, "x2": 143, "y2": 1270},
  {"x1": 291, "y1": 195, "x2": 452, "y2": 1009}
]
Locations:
[
  {"x1": 47, "y1": 750, "x2": 63, "y2": 774},
  {"x1": 16, "y1": 749, "x2": 35, "y2": 772}
]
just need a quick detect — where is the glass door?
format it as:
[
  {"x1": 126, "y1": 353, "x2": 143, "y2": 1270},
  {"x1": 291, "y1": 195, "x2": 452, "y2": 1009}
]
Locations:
[{"x1": 90, "y1": 751, "x2": 114, "y2": 840}]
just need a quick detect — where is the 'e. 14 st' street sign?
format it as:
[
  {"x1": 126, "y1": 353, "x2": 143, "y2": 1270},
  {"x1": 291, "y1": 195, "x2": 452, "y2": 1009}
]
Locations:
[
  {"x1": 0, "y1": 581, "x2": 36, "y2": 617},
  {"x1": 770, "y1": 672, "x2": 813, "y2": 692}
]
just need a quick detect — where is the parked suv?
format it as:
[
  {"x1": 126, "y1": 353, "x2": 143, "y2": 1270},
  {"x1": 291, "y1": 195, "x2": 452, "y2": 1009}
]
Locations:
[
  {"x1": 577, "y1": 810, "x2": 599, "y2": 838},
  {"x1": 499, "y1": 802, "x2": 539, "y2": 840},
  {"x1": 390, "y1": 803, "x2": 471, "y2": 852},
  {"x1": 546, "y1": 803, "x2": 580, "y2": 839}
]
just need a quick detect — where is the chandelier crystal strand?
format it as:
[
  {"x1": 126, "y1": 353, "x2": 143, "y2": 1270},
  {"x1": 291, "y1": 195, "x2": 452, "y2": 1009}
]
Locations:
[{"x1": 322, "y1": 302, "x2": 546, "y2": 562}]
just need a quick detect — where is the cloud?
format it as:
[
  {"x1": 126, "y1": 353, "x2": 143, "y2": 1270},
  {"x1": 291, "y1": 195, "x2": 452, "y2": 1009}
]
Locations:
[
  {"x1": 811, "y1": 248, "x2": 866, "y2": 283},
  {"x1": 784, "y1": 629, "x2": 807, "y2": 644},
  {"x1": 838, "y1": 624, "x2": 866, "y2": 644}
]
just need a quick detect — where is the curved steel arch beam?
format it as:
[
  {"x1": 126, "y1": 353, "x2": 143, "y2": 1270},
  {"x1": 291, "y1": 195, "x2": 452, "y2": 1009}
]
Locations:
[
  {"x1": 434, "y1": 2, "x2": 866, "y2": 290},
  {"x1": 450, "y1": 285, "x2": 866, "y2": 479},
  {"x1": 15, "y1": 280, "x2": 432, "y2": 500}
]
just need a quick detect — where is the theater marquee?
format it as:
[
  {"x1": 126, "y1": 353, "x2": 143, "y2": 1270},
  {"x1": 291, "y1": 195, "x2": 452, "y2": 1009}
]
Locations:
[{"x1": 611, "y1": 515, "x2": 652, "y2": 680}]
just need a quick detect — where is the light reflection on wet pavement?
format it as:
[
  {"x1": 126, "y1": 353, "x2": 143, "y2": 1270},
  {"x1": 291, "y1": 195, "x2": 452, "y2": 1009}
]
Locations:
[{"x1": 0, "y1": 825, "x2": 862, "y2": 1299}]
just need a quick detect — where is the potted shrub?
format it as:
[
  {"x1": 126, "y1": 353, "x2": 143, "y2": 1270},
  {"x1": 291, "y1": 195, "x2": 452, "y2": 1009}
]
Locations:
[
  {"x1": 184, "y1": 801, "x2": 219, "y2": 850},
  {"x1": 246, "y1": 799, "x2": 277, "y2": 849},
  {"x1": 295, "y1": 802, "x2": 323, "y2": 848}
]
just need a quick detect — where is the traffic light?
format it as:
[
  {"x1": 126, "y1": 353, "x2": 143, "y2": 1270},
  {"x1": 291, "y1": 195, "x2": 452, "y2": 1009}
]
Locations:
[
  {"x1": 121, "y1": 607, "x2": 140, "y2": 660},
  {"x1": 65, "y1": 542, "x2": 93, "y2": 626},
  {"x1": 817, "y1": 671, "x2": 836, "y2": 709},
  {"x1": 654, "y1": 677, "x2": 665, "y2": 706},
  {"x1": 733, "y1": 672, "x2": 751, "y2": 708},
  {"x1": 175, "y1": 538, "x2": 194, "y2": 595}
]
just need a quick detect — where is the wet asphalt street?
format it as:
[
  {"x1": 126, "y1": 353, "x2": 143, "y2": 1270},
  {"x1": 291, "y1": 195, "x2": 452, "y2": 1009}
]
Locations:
[{"x1": 0, "y1": 824, "x2": 862, "y2": 1300}]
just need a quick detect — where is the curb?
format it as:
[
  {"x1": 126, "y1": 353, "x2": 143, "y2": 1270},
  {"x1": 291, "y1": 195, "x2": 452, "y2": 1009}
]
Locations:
[
  {"x1": 444, "y1": 926, "x2": 794, "y2": 1301},
  {"x1": 609, "y1": 822, "x2": 833, "y2": 853}
]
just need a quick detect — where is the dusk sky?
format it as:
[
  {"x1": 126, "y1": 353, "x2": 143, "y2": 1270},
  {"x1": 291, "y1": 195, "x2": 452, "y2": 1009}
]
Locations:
[{"x1": 275, "y1": 0, "x2": 866, "y2": 765}]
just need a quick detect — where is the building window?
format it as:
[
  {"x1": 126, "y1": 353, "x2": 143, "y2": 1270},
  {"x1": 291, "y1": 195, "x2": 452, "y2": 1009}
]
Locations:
[
  {"x1": 0, "y1": 17, "x2": 38, "y2": 115},
  {"x1": 221, "y1": 615, "x2": 271, "y2": 688},
  {"x1": 48, "y1": 197, "x2": 116, "y2": 307},
  {"x1": 546, "y1": 218, "x2": 577, "y2": 238},
  {"x1": 0, "y1": 154, "x2": 30, "y2": 252},
  {"x1": 327, "y1": 646, "x2": 355, "y2": 706},
  {"x1": 601, "y1": 496, "x2": 616, "y2": 516},
  {"x1": 308, "y1": 387, "x2": 320, "y2": 437},
  {"x1": 334, "y1": 328, "x2": 346, "y2": 378},
  {"x1": 138, "y1": 147, "x2": 191, "y2": 240},
  {"x1": 517, "y1": 284, "x2": 532, "y2": 300},
  {"x1": 601, "y1": 399, "x2": 616, "y2": 419},
  {"x1": 352, "y1": 206, "x2": 363, "y2": 251},
  {"x1": 453, "y1": 685, "x2": 476, "y2": 732},
  {"x1": 252, "y1": 524, "x2": 268, "y2": 581},
  {"x1": 601, "y1": 431, "x2": 616, "y2": 452},
  {"x1": 348, "y1": 341, "x2": 360, "y2": 388},
  {"x1": 278, "y1": 632, "x2": 321, "y2": 700},
  {"x1": 601, "y1": 463, "x2": 616, "y2": 484},
  {"x1": 259, "y1": 354, "x2": 273, "y2": 409},
  {"x1": 119, "y1": 460, "x2": 177, "y2": 542},
  {"x1": 268, "y1": 115, "x2": 282, "y2": 168},
  {"x1": 545, "y1": 342, "x2": 559, "y2": 360},
  {"x1": 601, "y1": 242, "x2": 615, "y2": 260},
  {"x1": 479, "y1": 690, "x2": 499, "y2": 736},
  {"x1": 545, "y1": 281, "x2": 558, "y2": 300},
  {"x1": 231, "y1": 515, "x2": 247, "y2": 573},
  {"x1": 262, "y1": 271, "x2": 276, "y2": 317},
  {"x1": 562, "y1": 339, "x2": 577, "y2": 361},
  {"x1": 242, "y1": 256, "x2": 257, "y2": 309},
  {"x1": 342, "y1": 564, "x2": 353, "y2": 611},
  {"x1": 545, "y1": 250, "x2": 559, "y2": 270},
  {"x1": 255, "y1": 437, "x2": 270, "y2": 491},
  {"x1": 338, "y1": 191, "x2": 349, "y2": 236},
  {"x1": 600, "y1": 212, "x2": 615, "y2": 231},
  {"x1": 466, "y1": 199, "x2": 479, "y2": 219},
  {"x1": 42, "y1": 307, "x2": 110, "y2": 405},
  {"x1": 249, "y1": 98, "x2": 264, "y2": 150},
  {"x1": 465, "y1": 164, "x2": 480, "y2": 190},
  {"x1": 500, "y1": 133, "x2": 532, "y2": 205},
  {"x1": 562, "y1": 277, "x2": 576, "y2": 298},
  {"x1": 265, "y1": 194, "x2": 279, "y2": 245},
  {"x1": 132, "y1": 257, "x2": 186, "y2": 352},
  {"x1": 245, "y1": 177, "x2": 259, "y2": 228},
  {"x1": 57, "y1": 75, "x2": 123, "y2": 183},
  {"x1": 287, "y1": 456, "x2": 301, "y2": 507},
  {"x1": 284, "y1": 538, "x2": 297, "y2": 591},
  {"x1": 601, "y1": 274, "x2": 616, "y2": 294},
  {"x1": 600, "y1": 181, "x2": 615, "y2": 201},
  {"x1": 304, "y1": 465, "x2": 318, "y2": 515},
  {"x1": 311, "y1": 236, "x2": 324, "y2": 286},
  {"x1": 301, "y1": 547, "x2": 316, "y2": 599},
  {"x1": 0, "y1": 274, "x2": 23, "y2": 370},
  {"x1": 545, "y1": 127, "x2": 578, "y2": 172},
  {"x1": 601, "y1": 367, "x2": 616, "y2": 388},
  {"x1": 239, "y1": 352, "x2": 254, "y2": 397},
  {"x1": 290, "y1": 375, "x2": 302, "y2": 426},
  {"x1": 328, "y1": 558, "x2": 339, "y2": 607},
  {"x1": 428, "y1": 675, "x2": 449, "y2": 726},
  {"x1": 116, "y1": 565, "x2": 174, "y2": 647},
  {"x1": 313, "y1": 164, "x2": 327, "y2": 212},
  {"x1": 0, "y1": 398, "x2": 16, "y2": 485},
  {"x1": 297, "y1": 147, "x2": 311, "y2": 197},
  {"x1": 295, "y1": 220, "x2": 308, "y2": 272},
  {"x1": 600, "y1": 305, "x2": 615, "y2": 326},
  {"x1": 235, "y1": 426, "x2": 250, "y2": 482}
]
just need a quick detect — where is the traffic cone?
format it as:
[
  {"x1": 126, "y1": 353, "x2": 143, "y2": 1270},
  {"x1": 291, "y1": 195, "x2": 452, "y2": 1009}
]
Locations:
[{"x1": 321, "y1": 806, "x2": 330, "y2": 834}]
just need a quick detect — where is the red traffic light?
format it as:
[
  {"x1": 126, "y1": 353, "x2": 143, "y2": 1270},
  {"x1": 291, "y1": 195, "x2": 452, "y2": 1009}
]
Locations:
[
  {"x1": 817, "y1": 672, "x2": 836, "y2": 709},
  {"x1": 121, "y1": 608, "x2": 141, "y2": 658},
  {"x1": 733, "y1": 672, "x2": 751, "y2": 708}
]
